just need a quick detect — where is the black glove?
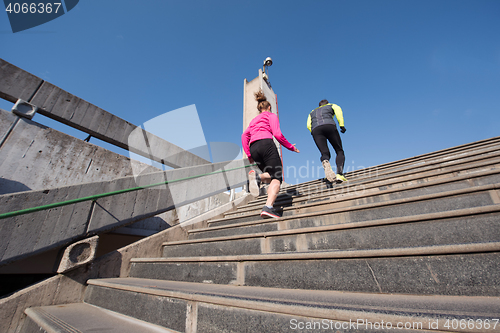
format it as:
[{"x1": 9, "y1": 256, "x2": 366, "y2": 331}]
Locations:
[{"x1": 340, "y1": 126, "x2": 346, "y2": 133}]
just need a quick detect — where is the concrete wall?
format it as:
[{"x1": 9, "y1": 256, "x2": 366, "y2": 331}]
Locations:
[
  {"x1": 113, "y1": 190, "x2": 245, "y2": 237},
  {"x1": 243, "y1": 69, "x2": 281, "y2": 158},
  {"x1": 0, "y1": 107, "x2": 250, "y2": 273},
  {"x1": 0, "y1": 106, "x2": 250, "y2": 274},
  {"x1": 0, "y1": 108, "x2": 159, "y2": 194},
  {"x1": 0, "y1": 190, "x2": 246, "y2": 274},
  {"x1": 0, "y1": 156, "x2": 252, "y2": 267}
]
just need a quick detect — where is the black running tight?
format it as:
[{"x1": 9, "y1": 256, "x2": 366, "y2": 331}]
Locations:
[
  {"x1": 249, "y1": 139, "x2": 283, "y2": 183},
  {"x1": 311, "y1": 124, "x2": 345, "y2": 174}
]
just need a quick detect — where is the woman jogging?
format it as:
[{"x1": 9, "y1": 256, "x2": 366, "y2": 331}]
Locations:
[{"x1": 242, "y1": 90, "x2": 300, "y2": 219}]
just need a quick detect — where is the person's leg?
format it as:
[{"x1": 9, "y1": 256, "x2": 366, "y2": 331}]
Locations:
[
  {"x1": 257, "y1": 140, "x2": 284, "y2": 218},
  {"x1": 247, "y1": 170, "x2": 260, "y2": 196},
  {"x1": 260, "y1": 176, "x2": 282, "y2": 218},
  {"x1": 265, "y1": 179, "x2": 281, "y2": 207},
  {"x1": 249, "y1": 141, "x2": 268, "y2": 196},
  {"x1": 312, "y1": 126, "x2": 335, "y2": 182},
  {"x1": 324, "y1": 126, "x2": 347, "y2": 182},
  {"x1": 335, "y1": 151, "x2": 346, "y2": 178},
  {"x1": 323, "y1": 126, "x2": 344, "y2": 173},
  {"x1": 311, "y1": 127, "x2": 331, "y2": 162},
  {"x1": 259, "y1": 172, "x2": 272, "y2": 183},
  {"x1": 262, "y1": 161, "x2": 283, "y2": 208}
]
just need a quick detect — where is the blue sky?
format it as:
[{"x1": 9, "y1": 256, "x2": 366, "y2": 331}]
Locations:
[{"x1": 1, "y1": 0, "x2": 499, "y2": 184}]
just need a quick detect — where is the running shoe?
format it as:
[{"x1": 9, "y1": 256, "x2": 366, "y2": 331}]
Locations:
[
  {"x1": 260, "y1": 206, "x2": 281, "y2": 219},
  {"x1": 322, "y1": 160, "x2": 336, "y2": 183},
  {"x1": 248, "y1": 170, "x2": 260, "y2": 197},
  {"x1": 336, "y1": 173, "x2": 348, "y2": 184}
]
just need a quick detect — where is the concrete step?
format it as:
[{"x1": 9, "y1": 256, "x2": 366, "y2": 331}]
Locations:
[
  {"x1": 85, "y1": 277, "x2": 500, "y2": 332},
  {"x1": 21, "y1": 303, "x2": 179, "y2": 333},
  {"x1": 350, "y1": 143, "x2": 500, "y2": 182},
  {"x1": 130, "y1": 242, "x2": 500, "y2": 297},
  {"x1": 242, "y1": 144, "x2": 500, "y2": 207},
  {"x1": 193, "y1": 180, "x2": 500, "y2": 239},
  {"x1": 278, "y1": 136, "x2": 500, "y2": 194},
  {"x1": 244, "y1": 136, "x2": 500, "y2": 203},
  {"x1": 348, "y1": 148, "x2": 500, "y2": 187},
  {"x1": 161, "y1": 205, "x2": 500, "y2": 258},
  {"x1": 347, "y1": 135, "x2": 500, "y2": 178},
  {"x1": 230, "y1": 159, "x2": 500, "y2": 220}
]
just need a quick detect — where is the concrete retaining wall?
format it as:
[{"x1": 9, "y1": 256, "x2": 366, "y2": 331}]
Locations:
[
  {"x1": 0, "y1": 108, "x2": 158, "y2": 194},
  {"x1": 0, "y1": 157, "x2": 253, "y2": 267}
]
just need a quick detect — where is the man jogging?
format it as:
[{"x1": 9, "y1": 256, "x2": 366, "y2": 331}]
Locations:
[{"x1": 307, "y1": 99, "x2": 347, "y2": 183}]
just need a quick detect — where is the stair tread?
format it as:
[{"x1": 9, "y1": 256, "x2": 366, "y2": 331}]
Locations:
[
  {"x1": 137, "y1": 241, "x2": 500, "y2": 262},
  {"x1": 346, "y1": 137, "x2": 500, "y2": 176},
  {"x1": 230, "y1": 161, "x2": 500, "y2": 217},
  {"x1": 196, "y1": 184, "x2": 500, "y2": 235},
  {"x1": 236, "y1": 160, "x2": 500, "y2": 212},
  {"x1": 163, "y1": 205, "x2": 500, "y2": 246},
  {"x1": 25, "y1": 303, "x2": 179, "y2": 333},
  {"x1": 88, "y1": 277, "x2": 500, "y2": 319}
]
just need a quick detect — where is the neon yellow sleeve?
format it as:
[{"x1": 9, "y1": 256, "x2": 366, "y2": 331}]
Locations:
[
  {"x1": 306, "y1": 114, "x2": 312, "y2": 132},
  {"x1": 331, "y1": 104, "x2": 344, "y2": 127}
]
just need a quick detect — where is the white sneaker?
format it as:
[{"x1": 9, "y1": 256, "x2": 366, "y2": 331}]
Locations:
[
  {"x1": 248, "y1": 170, "x2": 260, "y2": 197},
  {"x1": 322, "y1": 160, "x2": 335, "y2": 183}
]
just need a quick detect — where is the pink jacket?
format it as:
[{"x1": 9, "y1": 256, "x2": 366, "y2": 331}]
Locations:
[{"x1": 241, "y1": 111, "x2": 295, "y2": 159}]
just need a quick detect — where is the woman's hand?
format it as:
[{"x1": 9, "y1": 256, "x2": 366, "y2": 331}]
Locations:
[{"x1": 292, "y1": 144, "x2": 300, "y2": 153}]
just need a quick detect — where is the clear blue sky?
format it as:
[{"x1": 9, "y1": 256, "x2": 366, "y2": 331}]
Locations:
[{"x1": 1, "y1": 0, "x2": 499, "y2": 185}]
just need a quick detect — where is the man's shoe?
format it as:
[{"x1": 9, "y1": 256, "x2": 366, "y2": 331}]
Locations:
[
  {"x1": 260, "y1": 206, "x2": 281, "y2": 219},
  {"x1": 322, "y1": 160, "x2": 336, "y2": 183},
  {"x1": 248, "y1": 170, "x2": 260, "y2": 197},
  {"x1": 336, "y1": 174, "x2": 348, "y2": 184}
]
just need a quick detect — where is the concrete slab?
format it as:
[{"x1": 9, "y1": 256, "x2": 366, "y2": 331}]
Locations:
[
  {"x1": 0, "y1": 59, "x2": 43, "y2": 103},
  {"x1": 132, "y1": 243, "x2": 500, "y2": 296},
  {"x1": 22, "y1": 303, "x2": 179, "y2": 333},
  {"x1": 86, "y1": 277, "x2": 500, "y2": 332},
  {"x1": 84, "y1": 284, "x2": 187, "y2": 332},
  {"x1": 162, "y1": 208, "x2": 500, "y2": 258}
]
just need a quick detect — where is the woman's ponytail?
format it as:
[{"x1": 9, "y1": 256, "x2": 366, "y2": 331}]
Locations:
[{"x1": 254, "y1": 90, "x2": 271, "y2": 112}]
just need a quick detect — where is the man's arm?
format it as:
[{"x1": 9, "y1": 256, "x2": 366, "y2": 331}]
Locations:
[{"x1": 331, "y1": 104, "x2": 344, "y2": 127}]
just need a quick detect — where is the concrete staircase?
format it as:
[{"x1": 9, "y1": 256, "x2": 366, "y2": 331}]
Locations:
[{"x1": 20, "y1": 137, "x2": 500, "y2": 332}]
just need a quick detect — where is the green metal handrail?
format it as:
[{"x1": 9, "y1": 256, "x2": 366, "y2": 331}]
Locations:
[{"x1": 0, "y1": 163, "x2": 256, "y2": 220}]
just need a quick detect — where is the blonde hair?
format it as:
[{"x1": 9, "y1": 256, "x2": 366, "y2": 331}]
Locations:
[{"x1": 254, "y1": 90, "x2": 271, "y2": 112}]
